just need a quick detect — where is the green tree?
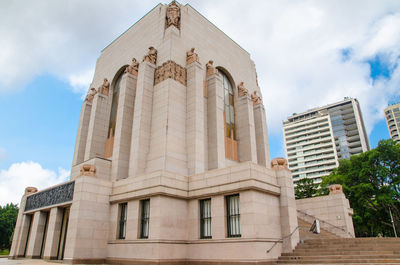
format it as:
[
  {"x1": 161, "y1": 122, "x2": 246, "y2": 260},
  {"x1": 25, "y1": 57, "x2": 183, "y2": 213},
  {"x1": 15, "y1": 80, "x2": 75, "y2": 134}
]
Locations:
[
  {"x1": 295, "y1": 177, "x2": 319, "y2": 199},
  {"x1": 0, "y1": 203, "x2": 19, "y2": 250},
  {"x1": 322, "y1": 139, "x2": 400, "y2": 237}
]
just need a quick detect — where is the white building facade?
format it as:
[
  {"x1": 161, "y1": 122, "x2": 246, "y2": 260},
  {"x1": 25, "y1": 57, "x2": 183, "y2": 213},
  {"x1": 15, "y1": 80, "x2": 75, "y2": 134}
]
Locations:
[{"x1": 384, "y1": 103, "x2": 400, "y2": 143}]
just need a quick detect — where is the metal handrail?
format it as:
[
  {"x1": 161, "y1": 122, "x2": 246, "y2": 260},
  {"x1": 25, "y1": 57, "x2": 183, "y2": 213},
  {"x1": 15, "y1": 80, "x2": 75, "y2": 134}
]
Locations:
[{"x1": 266, "y1": 226, "x2": 299, "y2": 253}]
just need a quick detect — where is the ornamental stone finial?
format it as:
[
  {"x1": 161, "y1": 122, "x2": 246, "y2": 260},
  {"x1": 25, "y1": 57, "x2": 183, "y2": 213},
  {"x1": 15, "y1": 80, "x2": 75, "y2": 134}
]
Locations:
[
  {"x1": 143, "y1": 46, "x2": 158, "y2": 64},
  {"x1": 98, "y1": 78, "x2": 110, "y2": 95},
  {"x1": 25, "y1": 187, "x2": 38, "y2": 195},
  {"x1": 79, "y1": 164, "x2": 97, "y2": 177},
  {"x1": 251, "y1": 91, "x2": 262, "y2": 106},
  {"x1": 125, "y1": 57, "x2": 139, "y2": 76},
  {"x1": 271, "y1": 157, "x2": 289, "y2": 170},
  {"x1": 206, "y1": 60, "x2": 218, "y2": 77},
  {"x1": 329, "y1": 184, "x2": 343, "y2": 195},
  {"x1": 186, "y1": 48, "x2": 199, "y2": 65},
  {"x1": 85, "y1": 87, "x2": 97, "y2": 103},
  {"x1": 237, "y1": 82, "x2": 248, "y2": 97}
]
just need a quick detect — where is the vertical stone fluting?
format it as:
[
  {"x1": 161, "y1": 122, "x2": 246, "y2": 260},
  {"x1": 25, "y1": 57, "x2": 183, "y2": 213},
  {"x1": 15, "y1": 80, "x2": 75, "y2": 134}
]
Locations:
[
  {"x1": 72, "y1": 101, "x2": 92, "y2": 166},
  {"x1": 43, "y1": 207, "x2": 63, "y2": 259},
  {"x1": 236, "y1": 94, "x2": 257, "y2": 163},
  {"x1": 25, "y1": 211, "x2": 46, "y2": 258},
  {"x1": 254, "y1": 104, "x2": 271, "y2": 167},
  {"x1": 186, "y1": 60, "x2": 205, "y2": 175},
  {"x1": 84, "y1": 93, "x2": 109, "y2": 161},
  {"x1": 129, "y1": 61, "x2": 156, "y2": 177},
  {"x1": 111, "y1": 73, "x2": 137, "y2": 180},
  {"x1": 207, "y1": 73, "x2": 225, "y2": 170}
]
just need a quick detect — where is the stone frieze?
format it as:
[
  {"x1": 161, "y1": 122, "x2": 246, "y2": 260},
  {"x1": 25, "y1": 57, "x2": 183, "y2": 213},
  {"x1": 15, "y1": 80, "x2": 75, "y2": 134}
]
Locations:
[{"x1": 154, "y1": 60, "x2": 187, "y2": 86}]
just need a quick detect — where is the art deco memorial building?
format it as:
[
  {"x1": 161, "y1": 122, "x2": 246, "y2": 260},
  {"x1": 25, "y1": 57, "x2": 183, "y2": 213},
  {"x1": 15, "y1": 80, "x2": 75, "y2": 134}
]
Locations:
[{"x1": 10, "y1": 2, "x2": 299, "y2": 264}]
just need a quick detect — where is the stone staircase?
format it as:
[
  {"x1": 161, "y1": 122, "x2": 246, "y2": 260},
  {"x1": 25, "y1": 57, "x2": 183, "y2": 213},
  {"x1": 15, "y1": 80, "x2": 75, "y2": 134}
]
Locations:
[{"x1": 277, "y1": 238, "x2": 400, "y2": 264}]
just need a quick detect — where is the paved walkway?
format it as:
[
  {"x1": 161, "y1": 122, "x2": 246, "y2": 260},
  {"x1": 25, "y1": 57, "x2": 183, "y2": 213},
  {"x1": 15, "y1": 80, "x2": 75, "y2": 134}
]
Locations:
[{"x1": 0, "y1": 258, "x2": 61, "y2": 265}]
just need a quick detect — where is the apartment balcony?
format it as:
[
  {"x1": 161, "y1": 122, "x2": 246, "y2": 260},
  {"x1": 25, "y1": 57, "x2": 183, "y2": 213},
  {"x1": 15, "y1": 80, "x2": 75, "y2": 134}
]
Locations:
[
  {"x1": 343, "y1": 117, "x2": 356, "y2": 125},
  {"x1": 349, "y1": 147, "x2": 362, "y2": 154},
  {"x1": 347, "y1": 134, "x2": 360, "y2": 142},
  {"x1": 284, "y1": 124, "x2": 330, "y2": 139},
  {"x1": 285, "y1": 130, "x2": 331, "y2": 145},
  {"x1": 342, "y1": 113, "x2": 355, "y2": 120}
]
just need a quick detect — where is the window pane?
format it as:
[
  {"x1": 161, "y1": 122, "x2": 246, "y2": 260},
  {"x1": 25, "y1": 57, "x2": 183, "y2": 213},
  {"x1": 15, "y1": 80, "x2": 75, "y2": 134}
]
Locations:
[
  {"x1": 118, "y1": 203, "x2": 127, "y2": 239},
  {"x1": 140, "y1": 199, "x2": 150, "y2": 238},
  {"x1": 200, "y1": 199, "x2": 211, "y2": 239},
  {"x1": 226, "y1": 195, "x2": 240, "y2": 237}
]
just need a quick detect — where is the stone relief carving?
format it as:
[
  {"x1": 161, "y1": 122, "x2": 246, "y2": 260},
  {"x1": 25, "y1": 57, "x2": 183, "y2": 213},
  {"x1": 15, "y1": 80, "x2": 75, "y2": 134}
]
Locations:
[
  {"x1": 329, "y1": 184, "x2": 343, "y2": 195},
  {"x1": 206, "y1": 60, "x2": 218, "y2": 77},
  {"x1": 143, "y1": 46, "x2": 158, "y2": 65},
  {"x1": 251, "y1": 91, "x2": 262, "y2": 106},
  {"x1": 98, "y1": 78, "x2": 110, "y2": 95},
  {"x1": 125, "y1": 57, "x2": 139, "y2": 76},
  {"x1": 154, "y1": 60, "x2": 187, "y2": 86},
  {"x1": 85, "y1": 87, "x2": 97, "y2": 103},
  {"x1": 271, "y1": 157, "x2": 289, "y2": 170},
  {"x1": 237, "y1": 82, "x2": 248, "y2": 97},
  {"x1": 24, "y1": 182, "x2": 75, "y2": 212},
  {"x1": 80, "y1": 164, "x2": 97, "y2": 177},
  {"x1": 166, "y1": 1, "x2": 180, "y2": 29},
  {"x1": 186, "y1": 48, "x2": 199, "y2": 65},
  {"x1": 25, "y1": 187, "x2": 38, "y2": 195}
]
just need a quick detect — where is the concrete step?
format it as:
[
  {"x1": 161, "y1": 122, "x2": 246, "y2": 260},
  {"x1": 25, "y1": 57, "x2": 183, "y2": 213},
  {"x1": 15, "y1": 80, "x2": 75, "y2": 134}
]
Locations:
[
  {"x1": 279, "y1": 255, "x2": 400, "y2": 260},
  {"x1": 276, "y1": 258, "x2": 400, "y2": 264},
  {"x1": 283, "y1": 251, "x2": 400, "y2": 256}
]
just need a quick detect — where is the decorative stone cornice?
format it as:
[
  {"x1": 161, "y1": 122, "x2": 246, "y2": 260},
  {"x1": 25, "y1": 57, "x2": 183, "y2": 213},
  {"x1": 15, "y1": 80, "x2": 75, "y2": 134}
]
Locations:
[
  {"x1": 166, "y1": 1, "x2": 180, "y2": 29},
  {"x1": 206, "y1": 60, "x2": 218, "y2": 77},
  {"x1": 251, "y1": 91, "x2": 262, "y2": 106},
  {"x1": 98, "y1": 78, "x2": 110, "y2": 96},
  {"x1": 80, "y1": 164, "x2": 97, "y2": 177},
  {"x1": 143, "y1": 46, "x2": 158, "y2": 65},
  {"x1": 271, "y1": 157, "x2": 288, "y2": 170},
  {"x1": 186, "y1": 48, "x2": 199, "y2": 65},
  {"x1": 237, "y1": 82, "x2": 248, "y2": 97},
  {"x1": 85, "y1": 87, "x2": 97, "y2": 103},
  {"x1": 154, "y1": 60, "x2": 187, "y2": 86},
  {"x1": 125, "y1": 57, "x2": 139, "y2": 76}
]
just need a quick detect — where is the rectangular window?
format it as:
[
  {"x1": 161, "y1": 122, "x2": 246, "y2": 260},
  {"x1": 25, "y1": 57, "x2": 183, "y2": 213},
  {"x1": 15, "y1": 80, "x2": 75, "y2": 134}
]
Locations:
[
  {"x1": 140, "y1": 199, "x2": 150, "y2": 239},
  {"x1": 200, "y1": 199, "x2": 211, "y2": 239},
  {"x1": 226, "y1": 194, "x2": 241, "y2": 237},
  {"x1": 118, "y1": 203, "x2": 127, "y2": 239}
]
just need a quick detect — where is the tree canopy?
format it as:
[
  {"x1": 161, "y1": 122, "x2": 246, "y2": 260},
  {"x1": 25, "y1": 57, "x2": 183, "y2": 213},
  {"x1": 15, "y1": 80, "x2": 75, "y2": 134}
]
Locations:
[
  {"x1": 0, "y1": 203, "x2": 19, "y2": 250},
  {"x1": 295, "y1": 177, "x2": 320, "y2": 199},
  {"x1": 322, "y1": 139, "x2": 400, "y2": 237}
]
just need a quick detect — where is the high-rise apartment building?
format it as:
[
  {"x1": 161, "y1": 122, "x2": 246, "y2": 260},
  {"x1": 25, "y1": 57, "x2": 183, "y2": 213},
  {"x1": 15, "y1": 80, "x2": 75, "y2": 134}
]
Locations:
[
  {"x1": 384, "y1": 103, "x2": 400, "y2": 143},
  {"x1": 283, "y1": 97, "x2": 369, "y2": 184}
]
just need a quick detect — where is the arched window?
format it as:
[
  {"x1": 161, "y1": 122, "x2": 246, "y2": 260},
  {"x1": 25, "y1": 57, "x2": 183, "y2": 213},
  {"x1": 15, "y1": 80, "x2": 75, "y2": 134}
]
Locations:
[{"x1": 221, "y1": 71, "x2": 238, "y2": 161}]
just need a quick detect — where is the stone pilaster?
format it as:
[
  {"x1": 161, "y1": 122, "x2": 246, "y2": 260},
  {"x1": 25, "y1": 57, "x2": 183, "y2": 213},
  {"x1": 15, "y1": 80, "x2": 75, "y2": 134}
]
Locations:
[
  {"x1": 129, "y1": 61, "x2": 156, "y2": 177},
  {"x1": 72, "y1": 101, "x2": 92, "y2": 166},
  {"x1": 236, "y1": 94, "x2": 257, "y2": 163},
  {"x1": 272, "y1": 158, "x2": 299, "y2": 253},
  {"x1": 186, "y1": 61, "x2": 205, "y2": 175},
  {"x1": 207, "y1": 73, "x2": 225, "y2": 170},
  {"x1": 84, "y1": 93, "x2": 109, "y2": 161},
  {"x1": 25, "y1": 211, "x2": 47, "y2": 258},
  {"x1": 43, "y1": 207, "x2": 63, "y2": 260},
  {"x1": 111, "y1": 73, "x2": 137, "y2": 181},
  {"x1": 253, "y1": 104, "x2": 271, "y2": 167}
]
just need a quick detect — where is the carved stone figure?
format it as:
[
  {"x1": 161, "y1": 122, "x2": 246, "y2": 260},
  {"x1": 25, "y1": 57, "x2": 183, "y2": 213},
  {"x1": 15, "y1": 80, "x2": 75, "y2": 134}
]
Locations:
[
  {"x1": 85, "y1": 87, "x2": 97, "y2": 103},
  {"x1": 125, "y1": 57, "x2": 139, "y2": 76},
  {"x1": 98, "y1": 78, "x2": 110, "y2": 95},
  {"x1": 271, "y1": 158, "x2": 289, "y2": 170},
  {"x1": 166, "y1": 1, "x2": 180, "y2": 29},
  {"x1": 251, "y1": 91, "x2": 262, "y2": 106},
  {"x1": 154, "y1": 60, "x2": 187, "y2": 86},
  {"x1": 186, "y1": 48, "x2": 199, "y2": 65},
  {"x1": 143, "y1": 46, "x2": 158, "y2": 64},
  {"x1": 80, "y1": 164, "x2": 97, "y2": 177},
  {"x1": 206, "y1": 60, "x2": 218, "y2": 77},
  {"x1": 329, "y1": 184, "x2": 343, "y2": 195},
  {"x1": 25, "y1": 187, "x2": 38, "y2": 195},
  {"x1": 237, "y1": 82, "x2": 248, "y2": 97}
]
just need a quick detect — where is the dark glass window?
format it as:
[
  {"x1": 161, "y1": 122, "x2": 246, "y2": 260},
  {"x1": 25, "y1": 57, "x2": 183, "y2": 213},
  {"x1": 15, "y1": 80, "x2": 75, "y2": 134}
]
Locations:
[
  {"x1": 222, "y1": 72, "x2": 235, "y2": 139},
  {"x1": 140, "y1": 199, "x2": 150, "y2": 239},
  {"x1": 200, "y1": 199, "x2": 211, "y2": 239},
  {"x1": 226, "y1": 194, "x2": 241, "y2": 237},
  {"x1": 108, "y1": 73, "x2": 123, "y2": 138},
  {"x1": 118, "y1": 203, "x2": 127, "y2": 239}
]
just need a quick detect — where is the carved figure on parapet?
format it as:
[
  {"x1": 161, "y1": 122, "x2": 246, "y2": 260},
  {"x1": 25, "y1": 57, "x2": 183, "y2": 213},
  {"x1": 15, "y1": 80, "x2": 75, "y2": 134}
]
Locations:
[
  {"x1": 251, "y1": 91, "x2": 262, "y2": 106},
  {"x1": 80, "y1": 164, "x2": 97, "y2": 177},
  {"x1": 329, "y1": 184, "x2": 343, "y2": 195},
  {"x1": 85, "y1": 87, "x2": 97, "y2": 103},
  {"x1": 143, "y1": 46, "x2": 158, "y2": 64},
  {"x1": 25, "y1": 187, "x2": 38, "y2": 195},
  {"x1": 206, "y1": 60, "x2": 218, "y2": 77},
  {"x1": 166, "y1": 1, "x2": 180, "y2": 29},
  {"x1": 271, "y1": 158, "x2": 288, "y2": 170},
  {"x1": 125, "y1": 57, "x2": 139, "y2": 76},
  {"x1": 186, "y1": 48, "x2": 199, "y2": 65},
  {"x1": 237, "y1": 82, "x2": 248, "y2": 97},
  {"x1": 98, "y1": 78, "x2": 110, "y2": 95}
]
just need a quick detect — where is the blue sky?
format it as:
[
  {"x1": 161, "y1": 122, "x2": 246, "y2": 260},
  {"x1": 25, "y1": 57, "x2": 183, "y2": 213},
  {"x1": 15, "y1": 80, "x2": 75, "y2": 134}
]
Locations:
[{"x1": 1, "y1": 0, "x2": 400, "y2": 205}]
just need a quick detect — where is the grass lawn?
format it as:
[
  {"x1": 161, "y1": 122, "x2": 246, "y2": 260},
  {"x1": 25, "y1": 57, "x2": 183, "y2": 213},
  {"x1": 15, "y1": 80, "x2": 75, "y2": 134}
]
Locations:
[{"x1": 0, "y1": 249, "x2": 9, "y2": 256}]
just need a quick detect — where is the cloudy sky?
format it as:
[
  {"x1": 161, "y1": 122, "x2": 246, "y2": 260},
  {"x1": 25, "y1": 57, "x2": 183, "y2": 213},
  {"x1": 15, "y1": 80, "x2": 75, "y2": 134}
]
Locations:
[{"x1": 0, "y1": 0, "x2": 399, "y2": 205}]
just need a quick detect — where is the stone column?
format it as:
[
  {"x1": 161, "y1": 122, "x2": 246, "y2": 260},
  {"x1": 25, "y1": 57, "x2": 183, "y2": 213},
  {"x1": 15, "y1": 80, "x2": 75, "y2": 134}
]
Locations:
[
  {"x1": 207, "y1": 73, "x2": 225, "y2": 170},
  {"x1": 254, "y1": 104, "x2": 271, "y2": 167},
  {"x1": 128, "y1": 61, "x2": 156, "y2": 177},
  {"x1": 186, "y1": 61, "x2": 205, "y2": 175},
  {"x1": 25, "y1": 211, "x2": 47, "y2": 258},
  {"x1": 84, "y1": 93, "x2": 109, "y2": 161},
  {"x1": 272, "y1": 158, "x2": 299, "y2": 253},
  {"x1": 72, "y1": 101, "x2": 92, "y2": 166},
  {"x1": 111, "y1": 73, "x2": 137, "y2": 181},
  {"x1": 43, "y1": 207, "x2": 63, "y2": 260},
  {"x1": 236, "y1": 94, "x2": 257, "y2": 163}
]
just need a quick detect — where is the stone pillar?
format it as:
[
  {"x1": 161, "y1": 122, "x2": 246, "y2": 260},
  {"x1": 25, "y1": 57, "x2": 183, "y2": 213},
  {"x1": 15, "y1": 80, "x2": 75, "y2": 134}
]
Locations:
[
  {"x1": 84, "y1": 93, "x2": 109, "y2": 161},
  {"x1": 72, "y1": 101, "x2": 92, "y2": 166},
  {"x1": 186, "y1": 61, "x2": 205, "y2": 175},
  {"x1": 207, "y1": 73, "x2": 225, "y2": 170},
  {"x1": 236, "y1": 94, "x2": 257, "y2": 163},
  {"x1": 129, "y1": 61, "x2": 155, "y2": 177},
  {"x1": 25, "y1": 211, "x2": 47, "y2": 258},
  {"x1": 254, "y1": 104, "x2": 271, "y2": 167},
  {"x1": 272, "y1": 158, "x2": 299, "y2": 253},
  {"x1": 43, "y1": 207, "x2": 63, "y2": 260},
  {"x1": 111, "y1": 73, "x2": 137, "y2": 181}
]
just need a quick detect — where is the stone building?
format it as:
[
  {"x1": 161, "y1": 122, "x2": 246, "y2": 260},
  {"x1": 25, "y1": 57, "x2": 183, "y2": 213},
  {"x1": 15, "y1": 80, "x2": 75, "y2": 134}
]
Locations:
[{"x1": 9, "y1": 2, "x2": 300, "y2": 264}]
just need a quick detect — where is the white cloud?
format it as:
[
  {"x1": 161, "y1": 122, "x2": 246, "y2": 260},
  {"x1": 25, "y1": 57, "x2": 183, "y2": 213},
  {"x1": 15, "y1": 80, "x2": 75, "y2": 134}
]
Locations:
[
  {"x1": 0, "y1": 161, "x2": 70, "y2": 206},
  {"x1": 68, "y1": 68, "x2": 95, "y2": 96}
]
